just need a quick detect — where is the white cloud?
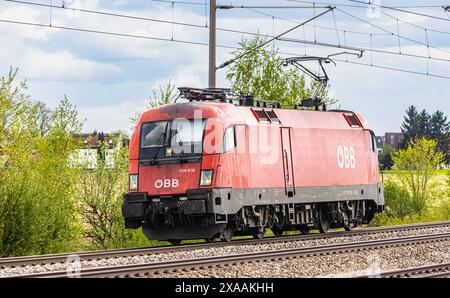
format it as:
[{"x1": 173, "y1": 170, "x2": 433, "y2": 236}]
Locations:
[
  {"x1": 20, "y1": 48, "x2": 120, "y2": 81},
  {"x1": 152, "y1": 63, "x2": 206, "y2": 89},
  {"x1": 78, "y1": 101, "x2": 141, "y2": 133},
  {"x1": 0, "y1": 0, "x2": 449, "y2": 136},
  {"x1": 0, "y1": 5, "x2": 53, "y2": 40}
]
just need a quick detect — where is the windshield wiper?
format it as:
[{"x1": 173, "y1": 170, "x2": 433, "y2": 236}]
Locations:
[
  {"x1": 172, "y1": 131, "x2": 188, "y2": 162},
  {"x1": 150, "y1": 122, "x2": 169, "y2": 164}
]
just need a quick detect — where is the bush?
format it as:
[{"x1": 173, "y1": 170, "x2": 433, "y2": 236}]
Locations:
[
  {"x1": 383, "y1": 180, "x2": 413, "y2": 220},
  {"x1": 0, "y1": 70, "x2": 81, "y2": 256},
  {"x1": 75, "y1": 136, "x2": 148, "y2": 249}
]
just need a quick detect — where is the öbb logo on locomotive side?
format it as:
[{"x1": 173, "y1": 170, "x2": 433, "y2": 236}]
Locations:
[
  {"x1": 154, "y1": 179, "x2": 180, "y2": 189},
  {"x1": 337, "y1": 145, "x2": 356, "y2": 169}
]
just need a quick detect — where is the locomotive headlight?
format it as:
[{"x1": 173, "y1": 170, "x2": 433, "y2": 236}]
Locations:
[
  {"x1": 200, "y1": 170, "x2": 213, "y2": 186},
  {"x1": 165, "y1": 147, "x2": 173, "y2": 157},
  {"x1": 129, "y1": 174, "x2": 138, "y2": 191}
]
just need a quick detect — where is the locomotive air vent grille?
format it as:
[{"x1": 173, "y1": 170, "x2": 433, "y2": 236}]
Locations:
[
  {"x1": 266, "y1": 110, "x2": 280, "y2": 123},
  {"x1": 343, "y1": 113, "x2": 361, "y2": 128},
  {"x1": 252, "y1": 108, "x2": 280, "y2": 124},
  {"x1": 252, "y1": 109, "x2": 270, "y2": 123}
]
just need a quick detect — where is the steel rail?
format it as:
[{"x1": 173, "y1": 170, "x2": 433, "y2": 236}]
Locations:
[
  {"x1": 10, "y1": 231, "x2": 450, "y2": 278},
  {"x1": 1, "y1": 221, "x2": 450, "y2": 269},
  {"x1": 362, "y1": 263, "x2": 450, "y2": 278}
]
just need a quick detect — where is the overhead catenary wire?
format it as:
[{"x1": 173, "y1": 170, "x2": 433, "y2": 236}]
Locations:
[
  {"x1": 349, "y1": 0, "x2": 450, "y2": 22},
  {"x1": 151, "y1": 0, "x2": 331, "y2": 9},
  {"x1": 377, "y1": 9, "x2": 450, "y2": 36},
  {"x1": 240, "y1": 2, "x2": 450, "y2": 63},
  {"x1": 277, "y1": 37, "x2": 450, "y2": 63},
  {"x1": 0, "y1": 16, "x2": 449, "y2": 81},
  {"x1": 6, "y1": 0, "x2": 446, "y2": 63},
  {"x1": 241, "y1": 2, "x2": 450, "y2": 58},
  {"x1": 1, "y1": 0, "x2": 450, "y2": 80},
  {"x1": 3, "y1": 0, "x2": 450, "y2": 63},
  {"x1": 289, "y1": 0, "x2": 450, "y2": 34},
  {"x1": 290, "y1": 0, "x2": 450, "y2": 22},
  {"x1": 0, "y1": 17, "x2": 236, "y2": 48},
  {"x1": 243, "y1": 6, "x2": 389, "y2": 36},
  {"x1": 336, "y1": 8, "x2": 450, "y2": 57},
  {"x1": 149, "y1": 0, "x2": 206, "y2": 6},
  {"x1": 216, "y1": 6, "x2": 336, "y2": 69}
]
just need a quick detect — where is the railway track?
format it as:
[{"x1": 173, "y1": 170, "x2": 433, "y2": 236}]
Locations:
[
  {"x1": 7, "y1": 228, "x2": 450, "y2": 278},
  {"x1": 1, "y1": 221, "x2": 449, "y2": 269},
  {"x1": 363, "y1": 263, "x2": 450, "y2": 278}
]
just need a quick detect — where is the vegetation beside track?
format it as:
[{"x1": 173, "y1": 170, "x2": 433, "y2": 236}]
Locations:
[
  {"x1": 373, "y1": 169, "x2": 450, "y2": 226},
  {"x1": 1, "y1": 64, "x2": 450, "y2": 256}
]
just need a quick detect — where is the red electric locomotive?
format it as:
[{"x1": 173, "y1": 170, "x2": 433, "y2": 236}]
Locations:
[{"x1": 122, "y1": 88, "x2": 384, "y2": 243}]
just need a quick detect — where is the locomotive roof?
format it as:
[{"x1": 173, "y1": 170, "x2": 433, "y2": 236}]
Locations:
[{"x1": 139, "y1": 101, "x2": 373, "y2": 132}]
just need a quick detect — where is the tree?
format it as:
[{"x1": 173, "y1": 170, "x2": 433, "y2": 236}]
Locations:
[
  {"x1": 378, "y1": 145, "x2": 394, "y2": 170},
  {"x1": 226, "y1": 35, "x2": 336, "y2": 107},
  {"x1": 429, "y1": 110, "x2": 450, "y2": 162},
  {"x1": 417, "y1": 109, "x2": 431, "y2": 138},
  {"x1": 97, "y1": 132, "x2": 106, "y2": 160},
  {"x1": 392, "y1": 138, "x2": 444, "y2": 215},
  {"x1": 400, "y1": 106, "x2": 450, "y2": 162},
  {"x1": 400, "y1": 105, "x2": 419, "y2": 148},
  {"x1": 130, "y1": 80, "x2": 178, "y2": 124}
]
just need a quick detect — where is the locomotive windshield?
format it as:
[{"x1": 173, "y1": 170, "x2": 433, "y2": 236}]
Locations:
[
  {"x1": 140, "y1": 119, "x2": 206, "y2": 163},
  {"x1": 141, "y1": 121, "x2": 170, "y2": 148}
]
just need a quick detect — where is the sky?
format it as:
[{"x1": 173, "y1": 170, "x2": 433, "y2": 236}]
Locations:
[{"x1": 0, "y1": 0, "x2": 449, "y2": 136}]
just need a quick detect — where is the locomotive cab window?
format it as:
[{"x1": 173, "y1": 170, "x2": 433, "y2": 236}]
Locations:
[
  {"x1": 140, "y1": 119, "x2": 206, "y2": 161},
  {"x1": 141, "y1": 121, "x2": 170, "y2": 148},
  {"x1": 222, "y1": 126, "x2": 236, "y2": 153}
]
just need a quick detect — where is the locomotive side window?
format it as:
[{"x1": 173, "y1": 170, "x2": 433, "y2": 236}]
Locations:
[
  {"x1": 222, "y1": 126, "x2": 236, "y2": 152},
  {"x1": 371, "y1": 132, "x2": 377, "y2": 152},
  {"x1": 367, "y1": 131, "x2": 376, "y2": 152}
]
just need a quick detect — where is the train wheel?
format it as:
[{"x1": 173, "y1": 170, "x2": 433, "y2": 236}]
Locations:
[
  {"x1": 299, "y1": 227, "x2": 310, "y2": 235},
  {"x1": 168, "y1": 239, "x2": 182, "y2": 246},
  {"x1": 251, "y1": 227, "x2": 266, "y2": 240},
  {"x1": 318, "y1": 208, "x2": 330, "y2": 233},
  {"x1": 271, "y1": 226, "x2": 284, "y2": 237},
  {"x1": 221, "y1": 226, "x2": 234, "y2": 242},
  {"x1": 205, "y1": 238, "x2": 216, "y2": 243}
]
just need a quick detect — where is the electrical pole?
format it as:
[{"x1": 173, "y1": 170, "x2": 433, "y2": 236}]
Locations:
[{"x1": 208, "y1": 0, "x2": 216, "y2": 88}]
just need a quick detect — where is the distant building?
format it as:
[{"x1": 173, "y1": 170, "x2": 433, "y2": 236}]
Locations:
[
  {"x1": 374, "y1": 136, "x2": 384, "y2": 154},
  {"x1": 384, "y1": 132, "x2": 403, "y2": 150},
  {"x1": 447, "y1": 135, "x2": 450, "y2": 158},
  {"x1": 73, "y1": 132, "x2": 130, "y2": 149},
  {"x1": 70, "y1": 132, "x2": 130, "y2": 169}
]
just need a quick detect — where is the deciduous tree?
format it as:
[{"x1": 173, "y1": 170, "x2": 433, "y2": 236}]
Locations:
[
  {"x1": 226, "y1": 36, "x2": 335, "y2": 106},
  {"x1": 392, "y1": 138, "x2": 444, "y2": 215}
]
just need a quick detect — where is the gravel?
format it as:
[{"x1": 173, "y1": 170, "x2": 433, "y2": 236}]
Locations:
[
  {"x1": 1, "y1": 225, "x2": 450, "y2": 277},
  {"x1": 162, "y1": 241, "x2": 450, "y2": 278}
]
